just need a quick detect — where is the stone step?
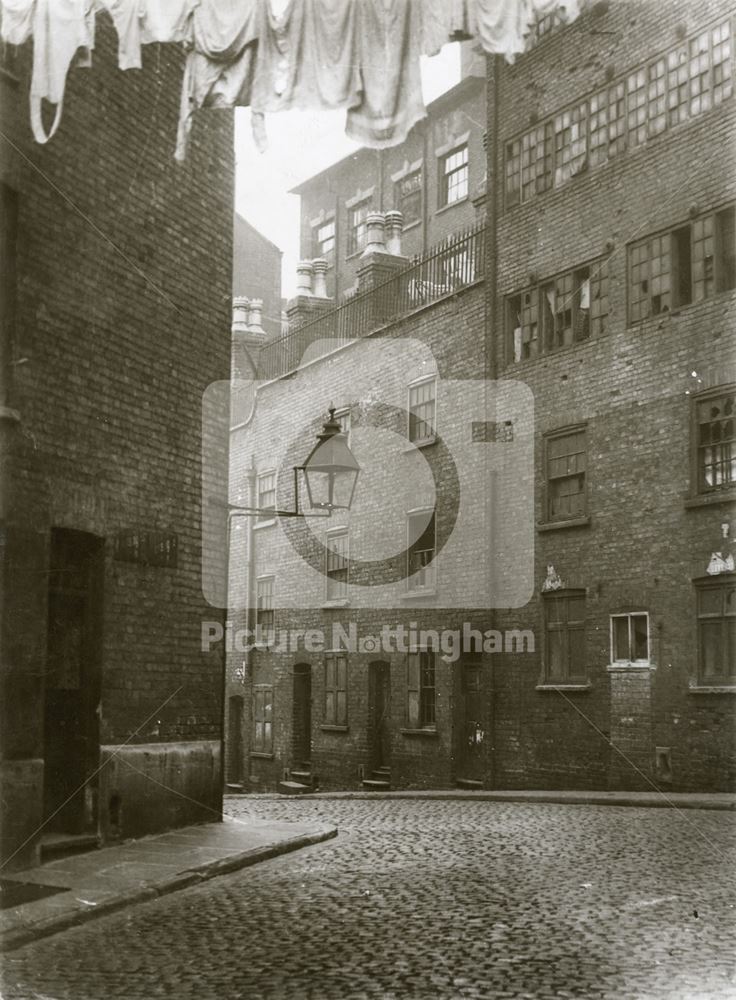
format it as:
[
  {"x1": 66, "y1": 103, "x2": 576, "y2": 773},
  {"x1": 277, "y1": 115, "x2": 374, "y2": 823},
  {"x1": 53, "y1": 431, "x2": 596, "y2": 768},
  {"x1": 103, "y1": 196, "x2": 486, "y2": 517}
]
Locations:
[
  {"x1": 277, "y1": 780, "x2": 312, "y2": 795},
  {"x1": 362, "y1": 779, "x2": 391, "y2": 790},
  {"x1": 456, "y1": 778, "x2": 483, "y2": 789},
  {"x1": 290, "y1": 770, "x2": 312, "y2": 782},
  {"x1": 371, "y1": 770, "x2": 390, "y2": 780}
]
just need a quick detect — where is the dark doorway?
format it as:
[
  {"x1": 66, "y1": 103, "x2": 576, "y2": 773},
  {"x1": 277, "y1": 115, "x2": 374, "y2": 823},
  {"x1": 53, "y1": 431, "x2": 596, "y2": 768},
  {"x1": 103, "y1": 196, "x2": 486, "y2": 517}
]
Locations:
[
  {"x1": 43, "y1": 529, "x2": 104, "y2": 835},
  {"x1": 368, "y1": 661, "x2": 391, "y2": 771},
  {"x1": 456, "y1": 662, "x2": 485, "y2": 784},
  {"x1": 292, "y1": 664, "x2": 312, "y2": 766}
]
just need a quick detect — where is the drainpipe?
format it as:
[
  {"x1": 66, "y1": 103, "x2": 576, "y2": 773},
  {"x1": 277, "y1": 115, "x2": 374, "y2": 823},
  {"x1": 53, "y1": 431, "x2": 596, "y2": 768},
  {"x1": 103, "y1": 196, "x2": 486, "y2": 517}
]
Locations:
[{"x1": 485, "y1": 54, "x2": 501, "y2": 790}]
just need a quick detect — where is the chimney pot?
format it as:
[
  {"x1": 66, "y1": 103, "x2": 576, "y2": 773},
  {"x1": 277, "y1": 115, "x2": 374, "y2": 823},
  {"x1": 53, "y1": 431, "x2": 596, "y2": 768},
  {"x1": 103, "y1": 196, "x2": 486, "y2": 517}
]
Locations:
[
  {"x1": 232, "y1": 296, "x2": 251, "y2": 335},
  {"x1": 384, "y1": 211, "x2": 404, "y2": 256},
  {"x1": 361, "y1": 212, "x2": 387, "y2": 257},
  {"x1": 312, "y1": 258, "x2": 329, "y2": 298},
  {"x1": 295, "y1": 260, "x2": 314, "y2": 296}
]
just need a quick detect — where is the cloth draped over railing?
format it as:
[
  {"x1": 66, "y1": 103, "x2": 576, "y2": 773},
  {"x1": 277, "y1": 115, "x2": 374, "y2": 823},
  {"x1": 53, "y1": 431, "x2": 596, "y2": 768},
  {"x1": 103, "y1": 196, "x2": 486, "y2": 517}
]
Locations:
[{"x1": 0, "y1": 0, "x2": 581, "y2": 155}]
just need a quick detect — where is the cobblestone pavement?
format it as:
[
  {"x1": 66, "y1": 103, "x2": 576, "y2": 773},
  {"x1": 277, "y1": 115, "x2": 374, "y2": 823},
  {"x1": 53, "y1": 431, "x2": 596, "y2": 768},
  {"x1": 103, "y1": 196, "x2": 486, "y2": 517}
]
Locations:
[{"x1": 2, "y1": 799, "x2": 735, "y2": 1000}]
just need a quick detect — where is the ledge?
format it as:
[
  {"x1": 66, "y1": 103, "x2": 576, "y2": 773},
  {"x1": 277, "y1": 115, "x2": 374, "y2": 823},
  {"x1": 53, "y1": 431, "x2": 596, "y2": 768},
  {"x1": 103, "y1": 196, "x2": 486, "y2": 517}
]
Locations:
[
  {"x1": 249, "y1": 752, "x2": 274, "y2": 759},
  {"x1": 403, "y1": 435, "x2": 437, "y2": 452},
  {"x1": 253, "y1": 518, "x2": 276, "y2": 531},
  {"x1": 537, "y1": 516, "x2": 591, "y2": 532},
  {"x1": 606, "y1": 662, "x2": 655, "y2": 672},
  {"x1": 688, "y1": 685, "x2": 736, "y2": 695},
  {"x1": 402, "y1": 218, "x2": 422, "y2": 233},
  {"x1": 684, "y1": 490, "x2": 736, "y2": 510},
  {"x1": 400, "y1": 589, "x2": 438, "y2": 601},
  {"x1": 0, "y1": 406, "x2": 21, "y2": 424},
  {"x1": 320, "y1": 725, "x2": 349, "y2": 732},
  {"x1": 535, "y1": 683, "x2": 592, "y2": 692},
  {"x1": 322, "y1": 599, "x2": 351, "y2": 610},
  {"x1": 400, "y1": 728, "x2": 439, "y2": 737}
]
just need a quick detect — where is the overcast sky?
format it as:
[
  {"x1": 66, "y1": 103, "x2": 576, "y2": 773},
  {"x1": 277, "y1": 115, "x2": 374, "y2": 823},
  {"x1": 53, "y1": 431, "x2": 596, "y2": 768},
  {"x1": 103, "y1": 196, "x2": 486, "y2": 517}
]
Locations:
[{"x1": 234, "y1": 44, "x2": 461, "y2": 299}]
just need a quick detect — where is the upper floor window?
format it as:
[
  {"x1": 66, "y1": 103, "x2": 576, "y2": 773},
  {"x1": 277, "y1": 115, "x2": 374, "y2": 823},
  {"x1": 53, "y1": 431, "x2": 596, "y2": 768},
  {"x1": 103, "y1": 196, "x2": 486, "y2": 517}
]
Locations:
[
  {"x1": 257, "y1": 471, "x2": 276, "y2": 522},
  {"x1": 347, "y1": 199, "x2": 370, "y2": 256},
  {"x1": 439, "y1": 145, "x2": 468, "y2": 208},
  {"x1": 543, "y1": 590, "x2": 586, "y2": 683},
  {"x1": 325, "y1": 529, "x2": 349, "y2": 601},
  {"x1": 407, "y1": 650, "x2": 436, "y2": 729},
  {"x1": 544, "y1": 426, "x2": 587, "y2": 523},
  {"x1": 407, "y1": 510, "x2": 436, "y2": 592},
  {"x1": 694, "y1": 387, "x2": 735, "y2": 494},
  {"x1": 508, "y1": 261, "x2": 608, "y2": 363},
  {"x1": 610, "y1": 612, "x2": 650, "y2": 665},
  {"x1": 324, "y1": 653, "x2": 348, "y2": 726},
  {"x1": 504, "y1": 20, "x2": 733, "y2": 206},
  {"x1": 695, "y1": 578, "x2": 736, "y2": 685},
  {"x1": 628, "y1": 207, "x2": 735, "y2": 323},
  {"x1": 313, "y1": 218, "x2": 335, "y2": 261},
  {"x1": 396, "y1": 169, "x2": 422, "y2": 226},
  {"x1": 408, "y1": 377, "x2": 436, "y2": 444},
  {"x1": 256, "y1": 576, "x2": 275, "y2": 634}
]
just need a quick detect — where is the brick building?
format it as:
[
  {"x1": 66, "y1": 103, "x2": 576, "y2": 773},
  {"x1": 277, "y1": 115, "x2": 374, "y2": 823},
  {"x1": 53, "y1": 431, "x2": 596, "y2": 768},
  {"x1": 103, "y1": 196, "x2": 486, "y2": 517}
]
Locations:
[
  {"x1": 226, "y1": 0, "x2": 735, "y2": 796},
  {"x1": 233, "y1": 213, "x2": 284, "y2": 342},
  {"x1": 0, "y1": 22, "x2": 233, "y2": 870}
]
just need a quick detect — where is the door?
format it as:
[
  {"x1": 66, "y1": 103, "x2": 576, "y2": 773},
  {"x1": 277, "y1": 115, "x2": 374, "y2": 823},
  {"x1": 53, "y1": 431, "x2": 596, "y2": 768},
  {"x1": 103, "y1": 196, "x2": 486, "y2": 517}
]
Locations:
[
  {"x1": 292, "y1": 664, "x2": 311, "y2": 764},
  {"x1": 43, "y1": 529, "x2": 103, "y2": 835},
  {"x1": 457, "y1": 663, "x2": 485, "y2": 782},
  {"x1": 369, "y1": 661, "x2": 391, "y2": 770}
]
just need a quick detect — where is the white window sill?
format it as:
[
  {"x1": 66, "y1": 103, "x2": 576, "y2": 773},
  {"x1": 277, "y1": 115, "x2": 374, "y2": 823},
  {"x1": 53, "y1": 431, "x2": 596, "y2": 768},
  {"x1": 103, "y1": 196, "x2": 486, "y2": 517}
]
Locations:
[
  {"x1": 400, "y1": 727, "x2": 438, "y2": 737},
  {"x1": 402, "y1": 218, "x2": 422, "y2": 232},
  {"x1": 320, "y1": 724, "x2": 349, "y2": 732},
  {"x1": 684, "y1": 489, "x2": 736, "y2": 509},
  {"x1": 403, "y1": 435, "x2": 437, "y2": 452},
  {"x1": 250, "y1": 751, "x2": 274, "y2": 759},
  {"x1": 401, "y1": 589, "x2": 437, "y2": 600},
  {"x1": 537, "y1": 516, "x2": 591, "y2": 532},
  {"x1": 688, "y1": 684, "x2": 736, "y2": 694},
  {"x1": 606, "y1": 662, "x2": 655, "y2": 672},
  {"x1": 536, "y1": 682, "x2": 592, "y2": 691},
  {"x1": 322, "y1": 599, "x2": 351, "y2": 609},
  {"x1": 253, "y1": 518, "x2": 276, "y2": 530}
]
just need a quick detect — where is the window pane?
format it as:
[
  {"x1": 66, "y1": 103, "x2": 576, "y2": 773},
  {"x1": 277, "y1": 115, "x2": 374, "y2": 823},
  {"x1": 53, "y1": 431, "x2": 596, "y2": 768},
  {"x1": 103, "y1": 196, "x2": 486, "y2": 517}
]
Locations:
[
  {"x1": 547, "y1": 629, "x2": 565, "y2": 680},
  {"x1": 632, "y1": 615, "x2": 649, "y2": 660},
  {"x1": 568, "y1": 626, "x2": 585, "y2": 677},
  {"x1": 325, "y1": 691, "x2": 335, "y2": 723},
  {"x1": 336, "y1": 691, "x2": 347, "y2": 726},
  {"x1": 700, "y1": 621, "x2": 721, "y2": 679},
  {"x1": 612, "y1": 617, "x2": 629, "y2": 660}
]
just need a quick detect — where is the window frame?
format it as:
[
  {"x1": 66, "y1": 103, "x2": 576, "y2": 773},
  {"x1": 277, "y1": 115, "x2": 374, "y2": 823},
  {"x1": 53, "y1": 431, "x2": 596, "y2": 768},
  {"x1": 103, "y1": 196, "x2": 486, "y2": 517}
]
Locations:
[
  {"x1": 406, "y1": 649, "x2": 436, "y2": 730},
  {"x1": 252, "y1": 684, "x2": 274, "y2": 754},
  {"x1": 324, "y1": 652, "x2": 348, "y2": 726},
  {"x1": 691, "y1": 384, "x2": 736, "y2": 497},
  {"x1": 256, "y1": 470, "x2": 277, "y2": 523},
  {"x1": 438, "y1": 144, "x2": 469, "y2": 209},
  {"x1": 543, "y1": 424, "x2": 588, "y2": 524},
  {"x1": 407, "y1": 375, "x2": 437, "y2": 445},
  {"x1": 694, "y1": 576, "x2": 736, "y2": 686},
  {"x1": 395, "y1": 167, "x2": 423, "y2": 227},
  {"x1": 325, "y1": 528, "x2": 349, "y2": 602},
  {"x1": 609, "y1": 612, "x2": 651, "y2": 666},
  {"x1": 406, "y1": 508, "x2": 437, "y2": 593},
  {"x1": 312, "y1": 216, "x2": 336, "y2": 262},
  {"x1": 541, "y1": 589, "x2": 587, "y2": 685},
  {"x1": 255, "y1": 575, "x2": 275, "y2": 638},
  {"x1": 347, "y1": 198, "x2": 371, "y2": 257}
]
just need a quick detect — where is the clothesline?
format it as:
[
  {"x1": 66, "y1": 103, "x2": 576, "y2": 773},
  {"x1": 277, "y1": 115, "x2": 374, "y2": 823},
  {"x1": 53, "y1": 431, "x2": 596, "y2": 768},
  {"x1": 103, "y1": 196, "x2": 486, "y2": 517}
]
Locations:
[{"x1": 0, "y1": 0, "x2": 581, "y2": 159}]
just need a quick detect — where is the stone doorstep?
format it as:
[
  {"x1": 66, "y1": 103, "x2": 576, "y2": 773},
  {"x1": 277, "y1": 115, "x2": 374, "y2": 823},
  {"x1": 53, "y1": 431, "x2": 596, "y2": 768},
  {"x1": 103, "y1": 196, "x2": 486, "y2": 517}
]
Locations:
[{"x1": 0, "y1": 820, "x2": 337, "y2": 953}]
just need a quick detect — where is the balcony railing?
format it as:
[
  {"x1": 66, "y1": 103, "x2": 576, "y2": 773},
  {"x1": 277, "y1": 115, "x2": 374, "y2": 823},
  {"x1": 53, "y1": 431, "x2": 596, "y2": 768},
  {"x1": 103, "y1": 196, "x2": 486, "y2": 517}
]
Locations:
[{"x1": 259, "y1": 222, "x2": 486, "y2": 380}]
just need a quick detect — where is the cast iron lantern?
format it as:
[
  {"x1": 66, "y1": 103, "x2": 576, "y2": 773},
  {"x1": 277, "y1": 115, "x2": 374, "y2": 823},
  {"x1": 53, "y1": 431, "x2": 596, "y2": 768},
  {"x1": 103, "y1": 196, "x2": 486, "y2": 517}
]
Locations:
[{"x1": 298, "y1": 408, "x2": 360, "y2": 512}]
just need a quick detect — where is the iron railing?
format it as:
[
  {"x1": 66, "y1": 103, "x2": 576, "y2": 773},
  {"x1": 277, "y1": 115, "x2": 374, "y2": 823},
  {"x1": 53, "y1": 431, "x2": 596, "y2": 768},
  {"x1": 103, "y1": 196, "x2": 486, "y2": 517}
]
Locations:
[{"x1": 259, "y1": 222, "x2": 486, "y2": 381}]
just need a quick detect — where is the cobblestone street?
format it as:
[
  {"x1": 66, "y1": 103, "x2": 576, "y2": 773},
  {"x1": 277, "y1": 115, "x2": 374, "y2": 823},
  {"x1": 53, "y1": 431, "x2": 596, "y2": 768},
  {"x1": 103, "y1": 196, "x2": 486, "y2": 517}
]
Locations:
[{"x1": 2, "y1": 798, "x2": 735, "y2": 999}]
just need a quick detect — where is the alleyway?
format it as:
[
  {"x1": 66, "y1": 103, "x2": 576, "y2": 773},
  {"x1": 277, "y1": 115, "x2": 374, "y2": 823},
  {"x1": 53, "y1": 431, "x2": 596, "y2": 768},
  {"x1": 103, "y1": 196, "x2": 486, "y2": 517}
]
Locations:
[{"x1": 2, "y1": 798, "x2": 734, "y2": 999}]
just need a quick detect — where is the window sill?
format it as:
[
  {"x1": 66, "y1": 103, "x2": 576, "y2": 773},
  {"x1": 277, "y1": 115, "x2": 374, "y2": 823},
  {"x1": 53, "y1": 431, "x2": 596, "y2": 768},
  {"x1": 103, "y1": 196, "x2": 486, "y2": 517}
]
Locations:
[
  {"x1": 684, "y1": 489, "x2": 736, "y2": 510},
  {"x1": 606, "y1": 662, "x2": 655, "y2": 672},
  {"x1": 401, "y1": 589, "x2": 438, "y2": 600},
  {"x1": 402, "y1": 218, "x2": 422, "y2": 233},
  {"x1": 688, "y1": 684, "x2": 736, "y2": 695},
  {"x1": 435, "y1": 196, "x2": 469, "y2": 216},
  {"x1": 321, "y1": 724, "x2": 349, "y2": 732},
  {"x1": 536, "y1": 682, "x2": 592, "y2": 691},
  {"x1": 537, "y1": 516, "x2": 591, "y2": 532},
  {"x1": 403, "y1": 435, "x2": 437, "y2": 452},
  {"x1": 253, "y1": 518, "x2": 276, "y2": 531},
  {"x1": 322, "y1": 599, "x2": 351, "y2": 609},
  {"x1": 400, "y1": 727, "x2": 438, "y2": 737},
  {"x1": 346, "y1": 248, "x2": 365, "y2": 262},
  {"x1": 250, "y1": 751, "x2": 274, "y2": 759}
]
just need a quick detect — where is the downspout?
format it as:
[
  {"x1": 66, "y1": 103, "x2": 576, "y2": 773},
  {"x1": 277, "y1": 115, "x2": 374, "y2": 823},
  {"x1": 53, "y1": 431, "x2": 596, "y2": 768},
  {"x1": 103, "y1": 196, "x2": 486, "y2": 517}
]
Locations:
[{"x1": 485, "y1": 53, "x2": 501, "y2": 790}]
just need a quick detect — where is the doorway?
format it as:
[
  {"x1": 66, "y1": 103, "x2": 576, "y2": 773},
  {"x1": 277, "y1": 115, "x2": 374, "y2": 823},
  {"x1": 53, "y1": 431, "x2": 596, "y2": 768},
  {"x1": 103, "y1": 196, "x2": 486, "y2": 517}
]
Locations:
[
  {"x1": 292, "y1": 664, "x2": 312, "y2": 765},
  {"x1": 43, "y1": 529, "x2": 104, "y2": 835},
  {"x1": 456, "y1": 662, "x2": 485, "y2": 783},
  {"x1": 368, "y1": 661, "x2": 391, "y2": 771}
]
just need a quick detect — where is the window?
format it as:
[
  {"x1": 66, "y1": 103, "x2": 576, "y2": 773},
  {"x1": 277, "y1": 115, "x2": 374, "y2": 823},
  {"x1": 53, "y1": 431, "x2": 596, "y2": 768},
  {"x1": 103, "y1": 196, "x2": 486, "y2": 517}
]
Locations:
[
  {"x1": 694, "y1": 387, "x2": 736, "y2": 494},
  {"x1": 257, "y1": 471, "x2": 276, "y2": 521},
  {"x1": 695, "y1": 579, "x2": 736, "y2": 685},
  {"x1": 325, "y1": 530, "x2": 348, "y2": 601},
  {"x1": 407, "y1": 510, "x2": 436, "y2": 591},
  {"x1": 324, "y1": 654, "x2": 347, "y2": 726},
  {"x1": 255, "y1": 576, "x2": 274, "y2": 635},
  {"x1": 439, "y1": 145, "x2": 468, "y2": 207},
  {"x1": 610, "y1": 613, "x2": 650, "y2": 664},
  {"x1": 313, "y1": 218, "x2": 335, "y2": 260},
  {"x1": 396, "y1": 169, "x2": 422, "y2": 226},
  {"x1": 508, "y1": 260, "x2": 608, "y2": 363},
  {"x1": 629, "y1": 208, "x2": 736, "y2": 322},
  {"x1": 504, "y1": 21, "x2": 733, "y2": 205},
  {"x1": 347, "y1": 199, "x2": 370, "y2": 256},
  {"x1": 253, "y1": 686, "x2": 273, "y2": 753},
  {"x1": 408, "y1": 377, "x2": 436, "y2": 443},
  {"x1": 407, "y1": 650, "x2": 435, "y2": 728},
  {"x1": 543, "y1": 591, "x2": 586, "y2": 683},
  {"x1": 545, "y1": 427, "x2": 587, "y2": 522}
]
